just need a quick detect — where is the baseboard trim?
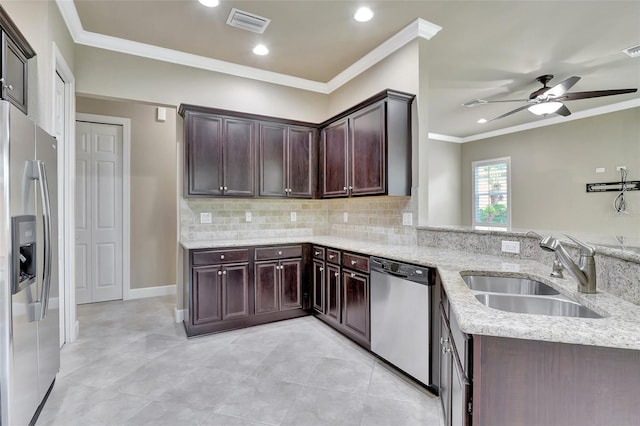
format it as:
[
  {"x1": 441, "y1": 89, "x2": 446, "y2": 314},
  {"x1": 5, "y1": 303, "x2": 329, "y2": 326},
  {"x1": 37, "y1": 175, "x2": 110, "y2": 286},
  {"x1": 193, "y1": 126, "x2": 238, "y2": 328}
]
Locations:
[
  {"x1": 127, "y1": 284, "x2": 176, "y2": 300},
  {"x1": 175, "y1": 307, "x2": 185, "y2": 323}
]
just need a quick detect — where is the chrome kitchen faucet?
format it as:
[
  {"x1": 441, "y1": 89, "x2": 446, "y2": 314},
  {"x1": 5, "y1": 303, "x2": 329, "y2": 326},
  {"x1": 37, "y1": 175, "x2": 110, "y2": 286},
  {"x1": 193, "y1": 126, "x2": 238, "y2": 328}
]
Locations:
[{"x1": 538, "y1": 234, "x2": 597, "y2": 294}]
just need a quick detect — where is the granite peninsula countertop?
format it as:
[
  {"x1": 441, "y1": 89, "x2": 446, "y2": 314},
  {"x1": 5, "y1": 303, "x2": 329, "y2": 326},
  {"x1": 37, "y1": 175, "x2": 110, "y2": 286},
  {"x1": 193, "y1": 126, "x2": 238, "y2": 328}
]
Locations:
[{"x1": 181, "y1": 236, "x2": 640, "y2": 351}]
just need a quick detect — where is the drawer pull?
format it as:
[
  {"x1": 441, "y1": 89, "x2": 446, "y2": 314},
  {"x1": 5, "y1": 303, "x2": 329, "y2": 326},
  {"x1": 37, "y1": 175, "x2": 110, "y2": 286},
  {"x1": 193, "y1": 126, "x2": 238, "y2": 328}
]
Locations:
[
  {"x1": 315, "y1": 251, "x2": 320, "y2": 256},
  {"x1": 222, "y1": 270, "x2": 227, "y2": 275},
  {"x1": 217, "y1": 271, "x2": 222, "y2": 276},
  {"x1": 351, "y1": 273, "x2": 356, "y2": 278},
  {"x1": 278, "y1": 251, "x2": 282, "y2": 256},
  {"x1": 343, "y1": 186, "x2": 348, "y2": 191},
  {"x1": 220, "y1": 254, "x2": 225, "y2": 260},
  {"x1": 329, "y1": 255, "x2": 335, "y2": 259},
  {"x1": 350, "y1": 260, "x2": 357, "y2": 266}
]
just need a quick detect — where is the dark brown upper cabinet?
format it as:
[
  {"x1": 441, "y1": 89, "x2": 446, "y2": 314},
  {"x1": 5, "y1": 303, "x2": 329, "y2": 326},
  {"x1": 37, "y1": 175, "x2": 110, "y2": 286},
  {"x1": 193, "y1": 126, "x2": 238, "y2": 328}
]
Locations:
[
  {"x1": 259, "y1": 123, "x2": 316, "y2": 198},
  {"x1": 181, "y1": 107, "x2": 256, "y2": 197},
  {"x1": 179, "y1": 89, "x2": 413, "y2": 199},
  {"x1": 320, "y1": 90, "x2": 414, "y2": 198},
  {"x1": 1, "y1": 6, "x2": 35, "y2": 114}
]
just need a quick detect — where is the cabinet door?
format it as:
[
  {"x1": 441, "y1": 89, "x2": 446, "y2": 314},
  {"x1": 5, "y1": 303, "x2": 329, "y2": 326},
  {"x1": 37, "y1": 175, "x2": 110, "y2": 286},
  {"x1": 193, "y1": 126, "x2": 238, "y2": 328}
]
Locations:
[
  {"x1": 186, "y1": 113, "x2": 223, "y2": 195},
  {"x1": 322, "y1": 119, "x2": 349, "y2": 197},
  {"x1": 224, "y1": 118, "x2": 255, "y2": 196},
  {"x1": 280, "y1": 259, "x2": 302, "y2": 310},
  {"x1": 312, "y1": 260, "x2": 325, "y2": 314},
  {"x1": 326, "y1": 264, "x2": 341, "y2": 324},
  {"x1": 192, "y1": 266, "x2": 222, "y2": 324},
  {"x1": 222, "y1": 264, "x2": 249, "y2": 320},
  {"x1": 1, "y1": 33, "x2": 28, "y2": 113},
  {"x1": 342, "y1": 271, "x2": 370, "y2": 342},
  {"x1": 288, "y1": 126, "x2": 315, "y2": 198},
  {"x1": 451, "y1": 351, "x2": 472, "y2": 426},
  {"x1": 440, "y1": 309, "x2": 452, "y2": 426},
  {"x1": 255, "y1": 262, "x2": 279, "y2": 314},
  {"x1": 350, "y1": 102, "x2": 385, "y2": 196},
  {"x1": 259, "y1": 123, "x2": 287, "y2": 197}
]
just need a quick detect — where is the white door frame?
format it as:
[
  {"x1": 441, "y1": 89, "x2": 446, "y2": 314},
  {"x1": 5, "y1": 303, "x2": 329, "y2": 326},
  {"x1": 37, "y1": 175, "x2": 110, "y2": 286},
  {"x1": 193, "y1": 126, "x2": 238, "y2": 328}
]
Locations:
[
  {"x1": 52, "y1": 42, "x2": 77, "y2": 343},
  {"x1": 76, "y1": 113, "x2": 132, "y2": 301}
]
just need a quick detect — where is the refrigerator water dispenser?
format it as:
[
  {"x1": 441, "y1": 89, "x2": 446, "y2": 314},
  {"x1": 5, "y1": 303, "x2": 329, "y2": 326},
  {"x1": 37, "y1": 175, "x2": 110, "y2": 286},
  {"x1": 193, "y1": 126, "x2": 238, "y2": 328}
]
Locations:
[{"x1": 11, "y1": 215, "x2": 36, "y2": 294}]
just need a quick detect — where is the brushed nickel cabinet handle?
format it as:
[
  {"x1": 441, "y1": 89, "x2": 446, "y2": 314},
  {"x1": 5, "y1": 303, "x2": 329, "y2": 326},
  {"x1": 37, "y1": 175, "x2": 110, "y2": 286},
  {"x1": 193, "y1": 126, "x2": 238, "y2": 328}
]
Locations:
[
  {"x1": 351, "y1": 260, "x2": 357, "y2": 266},
  {"x1": 351, "y1": 273, "x2": 356, "y2": 278},
  {"x1": 220, "y1": 254, "x2": 225, "y2": 260},
  {"x1": 334, "y1": 272, "x2": 339, "y2": 277}
]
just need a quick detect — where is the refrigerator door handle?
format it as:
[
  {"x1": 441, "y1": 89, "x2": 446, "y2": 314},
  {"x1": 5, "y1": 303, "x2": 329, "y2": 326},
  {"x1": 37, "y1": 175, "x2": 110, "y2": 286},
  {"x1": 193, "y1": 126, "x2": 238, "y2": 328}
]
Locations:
[{"x1": 35, "y1": 160, "x2": 53, "y2": 320}]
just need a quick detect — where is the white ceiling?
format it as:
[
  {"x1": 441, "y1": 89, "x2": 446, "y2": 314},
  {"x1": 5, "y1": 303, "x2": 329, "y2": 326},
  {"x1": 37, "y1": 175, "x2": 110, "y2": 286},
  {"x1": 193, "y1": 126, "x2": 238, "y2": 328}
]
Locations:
[{"x1": 62, "y1": 0, "x2": 640, "y2": 139}]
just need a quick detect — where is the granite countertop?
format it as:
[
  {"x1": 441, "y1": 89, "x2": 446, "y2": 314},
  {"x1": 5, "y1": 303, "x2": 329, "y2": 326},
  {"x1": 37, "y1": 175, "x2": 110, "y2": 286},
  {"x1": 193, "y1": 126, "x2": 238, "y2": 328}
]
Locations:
[{"x1": 181, "y1": 236, "x2": 640, "y2": 351}]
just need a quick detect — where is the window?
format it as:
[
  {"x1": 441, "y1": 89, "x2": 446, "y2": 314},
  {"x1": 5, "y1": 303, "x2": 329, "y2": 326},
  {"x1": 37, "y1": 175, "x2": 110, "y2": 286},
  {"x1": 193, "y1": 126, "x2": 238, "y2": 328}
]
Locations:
[{"x1": 472, "y1": 157, "x2": 510, "y2": 230}]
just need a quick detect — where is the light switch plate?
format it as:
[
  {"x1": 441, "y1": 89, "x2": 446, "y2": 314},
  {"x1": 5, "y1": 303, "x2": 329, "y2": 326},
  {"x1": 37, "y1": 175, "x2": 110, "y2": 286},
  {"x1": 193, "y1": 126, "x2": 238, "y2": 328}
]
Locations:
[
  {"x1": 290, "y1": 212, "x2": 297, "y2": 222},
  {"x1": 402, "y1": 213, "x2": 413, "y2": 226},
  {"x1": 343, "y1": 212, "x2": 348, "y2": 223},
  {"x1": 245, "y1": 211, "x2": 252, "y2": 222},
  {"x1": 200, "y1": 212, "x2": 212, "y2": 224},
  {"x1": 501, "y1": 240, "x2": 520, "y2": 254}
]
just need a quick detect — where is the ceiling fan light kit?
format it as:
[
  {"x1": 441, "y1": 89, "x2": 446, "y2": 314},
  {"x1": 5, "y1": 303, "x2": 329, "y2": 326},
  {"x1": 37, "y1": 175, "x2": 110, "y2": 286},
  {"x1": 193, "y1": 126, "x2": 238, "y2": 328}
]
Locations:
[
  {"x1": 464, "y1": 74, "x2": 638, "y2": 123},
  {"x1": 528, "y1": 101, "x2": 563, "y2": 116}
]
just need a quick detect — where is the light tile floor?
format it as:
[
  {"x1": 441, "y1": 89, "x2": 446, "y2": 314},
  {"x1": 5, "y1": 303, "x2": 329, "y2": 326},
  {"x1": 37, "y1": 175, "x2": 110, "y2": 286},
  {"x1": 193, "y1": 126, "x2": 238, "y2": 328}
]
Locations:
[{"x1": 38, "y1": 296, "x2": 444, "y2": 425}]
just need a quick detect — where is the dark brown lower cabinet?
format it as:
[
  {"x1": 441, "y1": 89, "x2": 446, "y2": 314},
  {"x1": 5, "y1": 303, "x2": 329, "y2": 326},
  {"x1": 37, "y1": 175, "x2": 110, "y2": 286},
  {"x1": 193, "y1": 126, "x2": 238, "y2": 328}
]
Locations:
[
  {"x1": 192, "y1": 263, "x2": 249, "y2": 325},
  {"x1": 312, "y1": 259, "x2": 325, "y2": 314},
  {"x1": 342, "y1": 270, "x2": 369, "y2": 344},
  {"x1": 184, "y1": 246, "x2": 308, "y2": 337},
  {"x1": 255, "y1": 258, "x2": 302, "y2": 315},
  {"x1": 313, "y1": 247, "x2": 370, "y2": 350},
  {"x1": 325, "y1": 263, "x2": 341, "y2": 325}
]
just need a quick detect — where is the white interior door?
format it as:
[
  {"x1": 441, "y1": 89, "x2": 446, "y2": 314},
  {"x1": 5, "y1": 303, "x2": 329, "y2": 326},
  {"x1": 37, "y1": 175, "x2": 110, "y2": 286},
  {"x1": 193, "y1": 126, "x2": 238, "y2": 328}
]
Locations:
[{"x1": 75, "y1": 121, "x2": 123, "y2": 304}]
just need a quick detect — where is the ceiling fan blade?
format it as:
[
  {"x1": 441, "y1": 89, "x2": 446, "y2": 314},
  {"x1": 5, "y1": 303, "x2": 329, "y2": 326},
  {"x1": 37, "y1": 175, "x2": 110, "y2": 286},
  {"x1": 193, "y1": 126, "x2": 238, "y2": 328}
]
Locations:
[
  {"x1": 486, "y1": 104, "x2": 531, "y2": 122},
  {"x1": 558, "y1": 88, "x2": 638, "y2": 101},
  {"x1": 542, "y1": 76, "x2": 581, "y2": 98},
  {"x1": 555, "y1": 105, "x2": 571, "y2": 117},
  {"x1": 463, "y1": 98, "x2": 528, "y2": 107}
]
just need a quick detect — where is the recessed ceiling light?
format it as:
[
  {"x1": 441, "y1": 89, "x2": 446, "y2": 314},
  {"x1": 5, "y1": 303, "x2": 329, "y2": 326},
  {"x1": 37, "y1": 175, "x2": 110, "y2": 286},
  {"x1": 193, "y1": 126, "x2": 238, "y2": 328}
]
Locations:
[
  {"x1": 477, "y1": 118, "x2": 487, "y2": 124},
  {"x1": 253, "y1": 44, "x2": 269, "y2": 56},
  {"x1": 198, "y1": 0, "x2": 219, "y2": 7},
  {"x1": 354, "y1": 7, "x2": 374, "y2": 22}
]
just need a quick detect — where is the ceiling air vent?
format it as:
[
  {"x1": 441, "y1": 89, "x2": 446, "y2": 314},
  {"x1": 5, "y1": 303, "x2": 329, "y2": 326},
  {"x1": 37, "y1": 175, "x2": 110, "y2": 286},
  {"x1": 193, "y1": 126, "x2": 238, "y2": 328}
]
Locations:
[
  {"x1": 226, "y1": 8, "x2": 271, "y2": 34},
  {"x1": 622, "y1": 44, "x2": 640, "y2": 58}
]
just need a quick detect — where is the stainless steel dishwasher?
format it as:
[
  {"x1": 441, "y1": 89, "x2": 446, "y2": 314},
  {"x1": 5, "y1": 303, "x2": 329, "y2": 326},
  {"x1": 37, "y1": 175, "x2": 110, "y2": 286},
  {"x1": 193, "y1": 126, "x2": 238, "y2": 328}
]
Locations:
[{"x1": 370, "y1": 257, "x2": 432, "y2": 385}]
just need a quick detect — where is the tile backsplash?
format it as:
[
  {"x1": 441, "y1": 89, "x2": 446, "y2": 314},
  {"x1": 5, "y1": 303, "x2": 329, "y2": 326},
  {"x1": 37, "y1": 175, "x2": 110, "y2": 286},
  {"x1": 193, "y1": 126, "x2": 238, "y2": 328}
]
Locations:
[{"x1": 180, "y1": 196, "x2": 416, "y2": 244}]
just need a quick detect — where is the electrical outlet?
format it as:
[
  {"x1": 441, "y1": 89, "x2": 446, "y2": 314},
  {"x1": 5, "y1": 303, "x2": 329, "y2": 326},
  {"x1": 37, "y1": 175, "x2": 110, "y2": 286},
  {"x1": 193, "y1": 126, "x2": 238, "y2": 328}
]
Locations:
[
  {"x1": 290, "y1": 211, "x2": 297, "y2": 222},
  {"x1": 595, "y1": 167, "x2": 605, "y2": 173},
  {"x1": 501, "y1": 240, "x2": 520, "y2": 254},
  {"x1": 200, "y1": 212, "x2": 212, "y2": 224},
  {"x1": 245, "y1": 211, "x2": 252, "y2": 222},
  {"x1": 343, "y1": 212, "x2": 348, "y2": 222},
  {"x1": 402, "y1": 213, "x2": 413, "y2": 226}
]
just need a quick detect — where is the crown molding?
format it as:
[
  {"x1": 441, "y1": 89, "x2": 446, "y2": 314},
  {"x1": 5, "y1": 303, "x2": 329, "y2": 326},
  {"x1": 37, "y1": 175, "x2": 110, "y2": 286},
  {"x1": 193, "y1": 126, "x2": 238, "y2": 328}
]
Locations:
[
  {"x1": 56, "y1": 0, "x2": 441, "y2": 94},
  {"x1": 429, "y1": 98, "x2": 640, "y2": 143}
]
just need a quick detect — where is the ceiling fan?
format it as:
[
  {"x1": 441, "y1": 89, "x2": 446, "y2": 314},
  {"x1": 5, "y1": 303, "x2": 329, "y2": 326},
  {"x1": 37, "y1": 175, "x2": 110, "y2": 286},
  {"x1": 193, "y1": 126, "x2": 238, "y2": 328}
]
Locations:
[{"x1": 464, "y1": 74, "x2": 638, "y2": 123}]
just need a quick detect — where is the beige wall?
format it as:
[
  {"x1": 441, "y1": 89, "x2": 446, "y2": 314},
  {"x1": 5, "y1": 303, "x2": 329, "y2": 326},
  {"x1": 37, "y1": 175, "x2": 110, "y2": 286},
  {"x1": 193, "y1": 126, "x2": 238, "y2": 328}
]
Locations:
[
  {"x1": 428, "y1": 139, "x2": 462, "y2": 226},
  {"x1": 1, "y1": 0, "x2": 75, "y2": 130},
  {"x1": 76, "y1": 96, "x2": 178, "y2": 289},
  {"x1": 461, "y1": 107, "x2": 640, "y2": 239},
  {"x1": 74, "y1": 46, "x2": 329, "y2": 123}
]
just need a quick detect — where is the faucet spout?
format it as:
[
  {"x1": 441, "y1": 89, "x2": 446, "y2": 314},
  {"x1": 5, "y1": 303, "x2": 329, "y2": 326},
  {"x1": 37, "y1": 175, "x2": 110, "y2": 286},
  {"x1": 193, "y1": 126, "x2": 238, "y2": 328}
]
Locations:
[{"x1": 539, "y1": 235, "x2": 597, "y2": 294}]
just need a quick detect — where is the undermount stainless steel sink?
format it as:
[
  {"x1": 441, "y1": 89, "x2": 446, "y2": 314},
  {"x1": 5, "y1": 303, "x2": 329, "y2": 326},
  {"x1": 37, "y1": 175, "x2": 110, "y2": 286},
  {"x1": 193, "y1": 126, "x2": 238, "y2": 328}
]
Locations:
[
  {"x1": 474, "y1": 293, "x2": 603, "y2": 319},
  {"x1": 462, "y1": 275, "x2": 560, "y2": 295}
]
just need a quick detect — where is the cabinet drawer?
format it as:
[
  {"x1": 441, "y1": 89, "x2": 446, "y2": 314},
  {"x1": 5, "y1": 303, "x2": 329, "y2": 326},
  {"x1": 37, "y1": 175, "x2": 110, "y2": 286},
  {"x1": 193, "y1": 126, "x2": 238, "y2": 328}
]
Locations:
[
  {"x1": 192, "y1": 249, "x2": 249, "y2": 266},
  {"x1": 312, "y1": 246, "x2": 325, "y2": 260},
  {"x1": 255, "y1": 245, "x2": 303, "y2": 260},
  {"x1": 326, "y1": 249, "x2": 341, "y2": 264},
  {"x1": 342, "y1": 252, "x2": 369, "y2": 273}
]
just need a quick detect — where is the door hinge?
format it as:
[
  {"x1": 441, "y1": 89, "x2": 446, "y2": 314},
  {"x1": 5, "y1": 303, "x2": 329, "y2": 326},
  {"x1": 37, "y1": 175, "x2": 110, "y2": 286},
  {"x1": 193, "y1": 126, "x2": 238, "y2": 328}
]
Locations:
[{"x1": 468, "y1": 401, "x2": 473, "y2": 414}]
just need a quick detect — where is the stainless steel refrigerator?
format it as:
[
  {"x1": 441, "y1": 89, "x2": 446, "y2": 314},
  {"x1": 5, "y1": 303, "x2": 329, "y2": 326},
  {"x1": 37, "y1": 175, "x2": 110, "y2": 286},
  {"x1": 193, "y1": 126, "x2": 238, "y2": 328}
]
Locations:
[{"x1": 0, "y1": 100, "x2": 60, "y2": 425}]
